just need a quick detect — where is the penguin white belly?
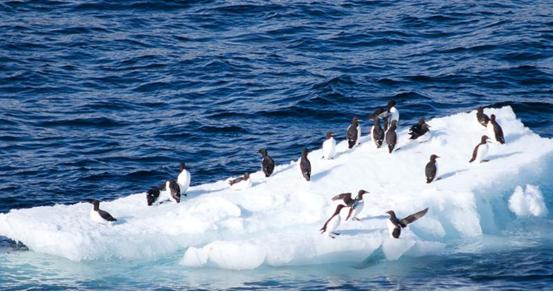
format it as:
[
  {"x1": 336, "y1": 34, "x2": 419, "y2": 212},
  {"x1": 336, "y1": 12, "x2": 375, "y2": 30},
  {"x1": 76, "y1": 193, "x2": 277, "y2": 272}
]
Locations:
[
  {"x1": 386, "y1": 220, "x2": 397, "y2": 238},
  {"x1": 370, "y1": 126, "x2": 375, "y2": 144},
  {"x1": 322, "y1": 138, "x2": 336, "y2": 159},
  {"x1": 90, "y1": 210, "x2": 107, "y2": 224},
  {"x1": 390, "y1": 108, "x2": 400, "y2": 125},
  {"x1": 476, "y1": 144, "x2": 488, "y2": 162},
  {"x1": 487, "y1": 124, "x2": 497, "y2": 143},
  {"x1": 177, "y1": 170, "x2": 191, "y2": 194},
  {"x1": 356, "y1": 125, "x2": 361, "y2": 145},
  {"x1": 325, "y1": 215, "x2": 341, "y2": 235},
  {"x1": 350, "y1": 201, "x2": 364, "y2": 219}
]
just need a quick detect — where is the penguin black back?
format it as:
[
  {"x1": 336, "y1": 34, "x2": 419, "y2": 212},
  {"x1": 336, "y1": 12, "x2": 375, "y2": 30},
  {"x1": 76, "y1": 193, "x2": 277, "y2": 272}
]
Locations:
[
  {"x1": 300, "y1": 148, "x2": 311, "y2": 181},
  {"x1": 490, "y1": 114, "x2": 505, "y2": 144},
  {"x1": 372, "y1": 117, "x2": 384, "y2": 148},
  {"x1": 409, "y1": 119, "x2": 430, "y2": 140},
  {"x1": 476, "y1": 107, "x2": 490, "y2": 127},
  {"x1": 347, "y1": 117, "x2": 359, "y2": 149},
  {"x1": 425, "y1": 154, "x2": 439, "y2": 183},
  {"x1": 259, "y1": 148, "x2": 275, "y2": 177},
  {"x1": 386, "y1": 120, "x2": 397, "y2": 153}
]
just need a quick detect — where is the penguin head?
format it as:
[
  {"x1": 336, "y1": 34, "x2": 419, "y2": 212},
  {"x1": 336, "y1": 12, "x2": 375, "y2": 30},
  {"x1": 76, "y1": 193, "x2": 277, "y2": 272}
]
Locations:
[
  {"x1": 387, "y1": 100, "x2": 396, "y2": 110},
  {"x1": 386, "y1": 210, "x2": 396, "y2": 218},
  {"x1": 477, "y1": 106, "x2": 484, "y2": 113},
  {"x1": 430, "y1": 154, "x2": 439, "y2": 161},
  {"x1": 301, "y1": 148, "x2": 309, "y2": 157},
  {"x1": 352, "y1": 116, "x2": 359, "y2": 126},
  {"x1": 357, "y1": 189, "x2": 369, "y2": 200},
  {"x1": 481, "y1": 135, "x2": 490, "y2": 143},
  {"x1": 325, "y1": 131, "x2": 334, "y2": 139},
  {"x1": 490, "y1": 114, "x2": 496, "y2": 121},
  {"x1": 85, "y1": 199, "x2": 100, "y2": 211},
  {"x1": 180, "y1": 162, "x2": 187, "y2": 171},
  {"x1": 258, "y1": 148, "x2": 268, "y2": 156},
  {"x1": 244, "y1": 173, "x2": 250, "y2": 180}
]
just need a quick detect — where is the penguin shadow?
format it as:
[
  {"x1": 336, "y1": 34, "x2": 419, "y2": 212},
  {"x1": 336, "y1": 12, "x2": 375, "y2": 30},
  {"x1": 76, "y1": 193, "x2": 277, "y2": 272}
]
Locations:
[
  {"x1": 338, "y1": 228, "x2": 382, "y2": 236},
  {"x1": 505, "y1": 133, "x2": 525, "y2": 144},
  {"x1": 186, "y1": 187, "x2": 227, "y2": 198},
  {"x1": 111, "y1": 216, "x2": 130, "y2": 225},
  {"x1": 311, "y1": 164, "x2": 344, "y2": 182},
  {"x1": 437, "y1": 169, "x2": 468, "y2": 181},
  {"x1": 272, "y1": 163, "x2": 296, "y2": 176},
  {"x1": 486, "y1": 151, "x2": 522, "y2": 161}
]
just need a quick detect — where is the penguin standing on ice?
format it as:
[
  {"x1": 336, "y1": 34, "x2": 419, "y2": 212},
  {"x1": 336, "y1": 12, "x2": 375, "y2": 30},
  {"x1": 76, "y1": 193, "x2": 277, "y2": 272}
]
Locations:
[
  {"x1": 379, "y1": 100, "x2": 400, "y2": 131},
  {"x1": 425, "y1": 154, "x2": 439, "y2": 183},
  {"x1": 259, "y1": 148, "x2": 275, "y2": 177},
  {"x1": 476, "y1": 107, "x2": 490, "y2": 127},
  {"x1": 371, "y1": 116, "x2": 384, "y2": 148},
  {"x1": 409, "y1": 118, "x2": 430, "y2": 140},
  {"x1": 487, "y1": 114, "x2": 505, "y2": 144},
  {"x1": 386, "y1": 208, "x2": 428, "y2": 239},
  {"x1": 86, "y1": 199, "x2": 117, "y2": 223},
  {"x1": 146, "y1": 186, "x2": 161, "y2": 206},
  {"x1": 322, "y1": 131, "x2": 336, "y2": 160},
  {"x1": 320, "y1": 204, "x2": 346, "y2": 238},
  {"x1": 177, "y1": 162, "x2": 191, "y2": 196},
  {"x1": 347, "y1": 117, "x2": 361, "y2": 149},
  {"x1": 385, "y1": 120, "x2": 398, "y2": 153},
  {"x1": 300, "y1": 148, "x2": 311, "y2": 181},
  {"x1": 469, "y1": 135, "x2": 490, "y2": 163},
  {"x1": 331, "y1": 190, "x2": 368, "y2": 221},
  {"x1": 162, "y1": 180, "x2": 181, "y2": 203}
]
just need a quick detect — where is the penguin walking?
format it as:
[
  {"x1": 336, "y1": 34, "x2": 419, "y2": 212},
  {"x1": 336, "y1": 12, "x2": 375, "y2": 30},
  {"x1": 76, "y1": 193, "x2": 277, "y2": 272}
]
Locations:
[
  {"x1": 425, "y1": 154, "x2": 439, "y2": 183},
  {"x1": 86, "y1": 199, "x2": 117, "y2": 223},
  {"x1": 322, "y1": 131, "x2": 336, "y2": 160},
  {"x1": 386, "y1": 208, "x2": 428, "y2": 239},
  {"x1": 409, "y1": 119, "x2": 430, "y2": 140},
  {"x1": 371, "y1": 117, "x2": 384, "y2": 148},
  {"x1": 346, "y1": 117, "x2": 361, "y2": 149},
  {"x1": 300, "y1": 148, "x2": 311, "y2": 181},
  {"x1": 320, "y1": 204, "x2": 346, "y2": 238},
  {"x1": 487, "y1": 114, "x2": 505, "y2": 144},
  {"x1": 385, "y1": 120, "x2": 398, "y2": 153},
  {"x1": 476, "y1": 107, "x2": 490, "y2": 127},
  {"x1": 177, "y1": 162, "x2": 191, "y2": 196},
  {"x1": 229, "y1": 173, "x2": 250, "y2": 186},
  {"x1": 331, "y1": 190, "x2": 368, "y2": 221},
  {"x1": 259, "y1": 148, "x2": 275, "y2": 177},
  {"x1": 469, "y1": 135, "x2": 490, "y2": 163}
]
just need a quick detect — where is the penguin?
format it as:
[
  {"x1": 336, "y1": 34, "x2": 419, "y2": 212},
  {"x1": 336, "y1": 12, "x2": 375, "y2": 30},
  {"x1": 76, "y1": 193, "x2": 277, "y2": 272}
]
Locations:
[
  {"x1": 320, "y1": 204, "x2": 346, "y2": 238},
  {"x1": 385, "y1": 120, "x2": 398, "y2": 153},
  {"x1": 379, "y1": 100, "x2": 400, "y2": 131},
  {"x1": 346, "y1": 117, "x2": 361, "y2": 149},
  {"x1": 487, "y1": 114, "x2": 505, "y2": 144},
  {"x1": 86, "y1": 199, "x2": 117, "y2": 223},
  {"x1": 331, "y1": 190, "x2": 368, "y2": 221},
  {"x1": 371, "y1": 116, "x2": 384, "y2": 148},
  {"x1": 177, "y1": 162, "x2": 191, "y2": 196},
  {"x1": 476, "y1": 107, "x2": 490, "y2": 127},
  {"x1": 409, "y1": 118, "x2": 430, "y2": 140},
  {"x1": 322, "y1": 131, "x2": 336, "y2": 160},
  {"x1": 158, "y1": 180, "x2": 181, "y2": 203},
  {"x1": 300, "y1": 148, "x2": 311, "y2": 181},
  {"x1": 228, "y1": 173, "x2": 250, "y2": 186},
  {"x1": 259, "y1": 148, "x2": 275, "y2": 177},
  {"x1": 146, "y1": 186, "x2": 160, "y2": 206},
  {"x1": 425, "y1": 154, "x2": 439, "y2": 183},
  {"x1": 469, "y1": 135, "x2": 490, "y2": 163},
  {"x1": 386, "y1": 208, "x2": 428, "y2": 239}
]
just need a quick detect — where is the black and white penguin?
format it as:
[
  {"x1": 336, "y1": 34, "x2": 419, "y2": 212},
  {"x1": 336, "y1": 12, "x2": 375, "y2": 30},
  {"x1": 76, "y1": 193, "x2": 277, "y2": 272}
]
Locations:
[
  {"x1": 487, "y1": 114, "x2": 505, "y2": 144},
  {"x1": 177, "y1": 162, "x2": 191, "y2": 196},
  {"x1": 228, "y1": 173, "x2": 250, "y2": 186},
  {"x1": 386, "y1": 208, "x2": 428, "y2": 239},
  {"x1": 379, "y1": 100, "x2": 400, "y2": 131},
  {"x1": 331, "y1": 190, "x2": 368, "y2": 221},
  {"x1": 385, "y1": 120, "x2": 398, "y2": 153},
  {"x1": 476, "y1": 107, "x2": 490, "y2": 127},
  {"x1": 86, "y1": 199, "x2": 117, "y2": 223},
  {"x1": 371, "y1": 116, "x2": 384, "y2": 148},
  {"x1": 409, "y1": 118, "x2": 430, "y2": 140},
  {"x1": 322, "y1": 131, "x2": 336, "y2": 160},
  {"x1": 146, "y1": 186, "x2": 161, "y2": 206},
  {"x1": 346, "y1": 117, "x2": 361, "y2": 149},
  {"x1": 469, "y1": 135, "x2": 490, "y2": 163},
  {"x1": 162, "y1": 180, "x2": 181, "y2": 203},
  {"x1": 300, "y1": 148, "x2": 311, "y2": 181},
  {"x1": 320, "y1": 204, "x2": 347, "y2": 238},
  {"x1": 425, "y1": 154, "x2": 439, "y2": 183},
  {"x1": 259, "y1": 148, "x2": 275, "y2": 177},
  {"x1": 149, "y1": 180, "x2": 181, "y2": 205}
]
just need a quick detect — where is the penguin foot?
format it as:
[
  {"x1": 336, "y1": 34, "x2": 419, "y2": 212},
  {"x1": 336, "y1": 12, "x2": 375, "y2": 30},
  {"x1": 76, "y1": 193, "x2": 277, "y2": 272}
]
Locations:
[
  {"x1": 482, "y1": 159, "x2": 490, "y2": 163},
  {"x1": 352, "y1": 217, "x2": 360, "y2": 221},
  {"x1": 332, "y1": 232, "x2": 340, "y2": 236},
  {"x1": 328, "y1": 234, "x2": 336, "y2": 239}
]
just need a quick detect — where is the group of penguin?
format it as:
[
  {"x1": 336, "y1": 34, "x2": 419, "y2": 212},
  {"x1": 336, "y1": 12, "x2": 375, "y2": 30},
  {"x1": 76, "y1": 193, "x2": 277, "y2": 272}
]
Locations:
[{"x1": 86, "y1": 102, "x2": 506, "y2": 242}]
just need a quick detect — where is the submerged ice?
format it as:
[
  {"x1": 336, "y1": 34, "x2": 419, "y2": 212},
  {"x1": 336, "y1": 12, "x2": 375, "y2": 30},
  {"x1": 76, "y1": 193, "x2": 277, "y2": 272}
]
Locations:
[{"x1": 0, "y1": 106, "x2": 552, "y2": 269}]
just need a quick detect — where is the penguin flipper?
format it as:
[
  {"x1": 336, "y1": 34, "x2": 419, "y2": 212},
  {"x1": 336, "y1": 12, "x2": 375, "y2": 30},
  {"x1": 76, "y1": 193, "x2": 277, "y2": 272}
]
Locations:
[
  {"x1": 400, "y1": 208, "x2": 429, "y2": 226},
  {"x1": 331, "y1": 193, "x2": 352, "y2": 202}
]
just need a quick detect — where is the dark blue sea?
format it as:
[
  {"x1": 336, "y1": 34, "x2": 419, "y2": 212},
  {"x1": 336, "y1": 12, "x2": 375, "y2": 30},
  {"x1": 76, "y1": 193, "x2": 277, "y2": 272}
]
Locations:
[{"x1": 1, "y1": 0, "x2": 553, "y2": 290}]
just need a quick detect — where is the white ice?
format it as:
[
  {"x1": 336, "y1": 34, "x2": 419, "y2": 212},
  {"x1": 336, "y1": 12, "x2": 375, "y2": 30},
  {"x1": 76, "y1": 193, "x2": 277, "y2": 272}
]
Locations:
[
  {"x1": 0, "y1": 106, "x2": 552, "y2": 269},
  {"x1": 508, "y1": 185, "x2": 548, "y2": 217}
]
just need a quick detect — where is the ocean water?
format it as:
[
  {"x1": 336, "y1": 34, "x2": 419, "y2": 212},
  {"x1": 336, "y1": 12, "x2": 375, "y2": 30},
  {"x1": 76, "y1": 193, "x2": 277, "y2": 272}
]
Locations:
[{"x1": 1, "y1": 0, "x2": 553, "y2": 290}]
